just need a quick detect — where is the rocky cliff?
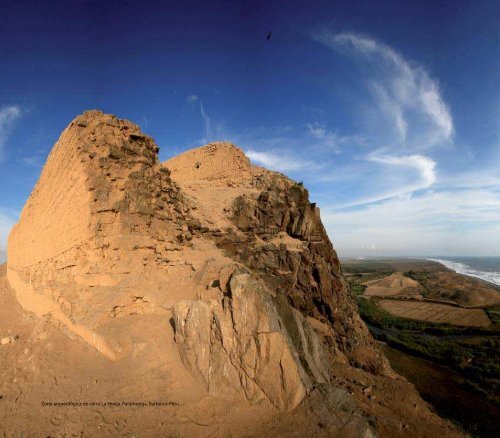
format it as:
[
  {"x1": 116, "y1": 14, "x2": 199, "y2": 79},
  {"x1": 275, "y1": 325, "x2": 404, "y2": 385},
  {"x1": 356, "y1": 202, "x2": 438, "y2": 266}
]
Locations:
[{"x1": 1, "y1": 111, "x2": 465, "y2": 437}]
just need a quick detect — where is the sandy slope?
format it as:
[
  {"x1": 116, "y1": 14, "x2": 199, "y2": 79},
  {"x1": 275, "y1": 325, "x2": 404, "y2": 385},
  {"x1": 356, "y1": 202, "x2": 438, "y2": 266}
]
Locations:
[
  {"x1": 364, "y1": 273, "x2": 423, "y2": 297},
  {"x1": 0, "y1": 263, "x2": 318, "y2": 437},
  {"x1": 0, "y1": 263, "x2": 465, "y2": 438}
]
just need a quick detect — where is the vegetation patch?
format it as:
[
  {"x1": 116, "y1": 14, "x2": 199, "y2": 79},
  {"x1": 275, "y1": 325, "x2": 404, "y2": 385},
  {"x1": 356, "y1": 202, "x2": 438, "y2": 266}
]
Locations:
[
  {"x1": 350, "y1": 284, "x2": 366, "y2": 296},
  {"x1": 404, "y1": 270, "x2": 430, "y2": 294},
  {"x1": 485, "y1": 306, "x2": 500, "y2": 328},
  {"x1": 355, "y1": 296, "x2": 500, "y2": 404}
]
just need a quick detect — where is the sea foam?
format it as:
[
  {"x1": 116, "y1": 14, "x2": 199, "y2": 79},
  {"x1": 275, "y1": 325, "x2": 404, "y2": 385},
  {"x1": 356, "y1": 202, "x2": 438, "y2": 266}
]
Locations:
[{"x1": 428, "y1": 258, "x2": 500, "y2": 287}]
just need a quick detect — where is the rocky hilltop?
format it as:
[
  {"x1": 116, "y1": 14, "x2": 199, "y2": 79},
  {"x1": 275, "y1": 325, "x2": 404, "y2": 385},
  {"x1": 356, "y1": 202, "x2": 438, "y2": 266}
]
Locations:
[{"x1": 0, "y1": 111, "x2": 464, "y2": 437}]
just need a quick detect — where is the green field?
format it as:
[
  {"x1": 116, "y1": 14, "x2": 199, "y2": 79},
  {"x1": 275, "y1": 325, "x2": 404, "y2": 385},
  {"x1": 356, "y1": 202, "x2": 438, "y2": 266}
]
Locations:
[{"x1": 344, "y1": 260, "x2": 500, "y2": 406}]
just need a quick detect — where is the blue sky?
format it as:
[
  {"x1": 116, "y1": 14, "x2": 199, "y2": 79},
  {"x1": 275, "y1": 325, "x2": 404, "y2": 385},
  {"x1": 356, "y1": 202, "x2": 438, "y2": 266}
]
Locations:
[{"x1": 1, "y1": 0, "x2": 500, "y2": 260}]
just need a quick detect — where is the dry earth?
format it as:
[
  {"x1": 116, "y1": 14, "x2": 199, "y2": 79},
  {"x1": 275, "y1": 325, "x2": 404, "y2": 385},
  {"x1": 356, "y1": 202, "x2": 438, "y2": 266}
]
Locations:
[
  {"x1": 0, "y1": 263, "x2": 465, "y2": 437},
  {"x1": 364, "y1": 273, "x2": 423, "y2": 298},
  {"x1": 421, "y1": 268, "x2": 500, "y2": 307}
]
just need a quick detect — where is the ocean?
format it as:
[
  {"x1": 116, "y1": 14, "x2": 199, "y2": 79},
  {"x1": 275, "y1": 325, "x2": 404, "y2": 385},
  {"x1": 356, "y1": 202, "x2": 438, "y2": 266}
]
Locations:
[{"x1": 428, "y1": 257, "x2": 500, "y2": 287}]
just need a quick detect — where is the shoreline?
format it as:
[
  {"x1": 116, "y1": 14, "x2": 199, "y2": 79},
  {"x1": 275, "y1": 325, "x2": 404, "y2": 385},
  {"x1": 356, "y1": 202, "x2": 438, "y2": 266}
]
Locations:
[
  {"x1": 339, "y1": 256, "x2": 500, "y2": 288},
  {"x1": 426, "y1": 258, "x2": 500, "y2": 288}
]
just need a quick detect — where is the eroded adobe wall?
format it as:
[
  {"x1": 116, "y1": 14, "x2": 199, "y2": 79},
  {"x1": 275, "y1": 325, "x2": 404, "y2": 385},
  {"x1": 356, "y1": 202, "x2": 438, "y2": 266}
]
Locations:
[
  {"x1": 8, "y1": 110, "x2": 190, "y2": 288},
  {"x1": 6, "y1": 111, "x2": 191, "y2": 357},
  {"x1": 165, "y1": 141, "x2": 252, "y2": 185},
  {"x1": 8, "y1": 118, "x2": 94, "y2": 269}
]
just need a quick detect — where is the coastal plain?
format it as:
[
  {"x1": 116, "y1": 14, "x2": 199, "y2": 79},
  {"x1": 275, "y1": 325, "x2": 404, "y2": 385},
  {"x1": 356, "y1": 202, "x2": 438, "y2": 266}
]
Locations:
[{"x1": 343, "y1": 258, "x2": 500, "y2": 437}]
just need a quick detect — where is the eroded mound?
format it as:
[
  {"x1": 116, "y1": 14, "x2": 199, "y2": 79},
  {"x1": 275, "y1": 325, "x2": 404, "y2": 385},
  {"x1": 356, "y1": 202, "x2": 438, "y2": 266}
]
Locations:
[
  {"x1": 2, "y1": 111, "x2": 465, "y2": 437},
  {"x1": 364, "y1": 273, "x2": 423, "y2": 297}
]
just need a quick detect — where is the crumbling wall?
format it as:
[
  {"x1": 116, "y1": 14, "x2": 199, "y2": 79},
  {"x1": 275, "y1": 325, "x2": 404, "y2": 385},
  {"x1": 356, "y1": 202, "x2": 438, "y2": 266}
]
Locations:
[
  {"x1": 165, "y1": 141, "x2": 252, "y2": 186},
  {"x1": 6, "y1": 110, "x2": 191, "y2": 358}
]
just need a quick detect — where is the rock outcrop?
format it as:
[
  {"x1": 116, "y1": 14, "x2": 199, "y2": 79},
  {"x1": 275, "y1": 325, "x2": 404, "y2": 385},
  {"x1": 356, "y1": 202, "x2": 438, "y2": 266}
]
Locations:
[
  {"x1": 167, "y1": 144, "x2": 389, "y2": 375},
  {"x1": 222, "y1": 171, "x2": 379, "y2": 368},
  {"x1": 173, "y1": 270, "x2": 330, "y2": 411},
  {"x1": 2, "y1": 110, "x2": 465, "y2": 437}
]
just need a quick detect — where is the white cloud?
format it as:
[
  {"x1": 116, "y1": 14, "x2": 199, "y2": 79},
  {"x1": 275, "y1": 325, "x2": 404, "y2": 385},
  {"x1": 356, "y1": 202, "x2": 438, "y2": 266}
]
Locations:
[
  {"x1": 441, "y1": 170, "x2": 500, "y2": 190},
  {"x1": 324, "y1": 188, "x2": 500, "y2": 257},
  {"x1": 313, "y1": 31, "x2": 453, "y2": 149},
  {"x1": 199, "y1": 101, "x2": 211, "y2": 143},
  {"x1": 246, "y1": 149, "x2": 322, "y2": 173},
  {"x1": 0, "y1": 106, "x2": 21, "y2": 160},
  {"x1": 369, "y1": 154, "x2": 436, "y2": 187},
  {"x1": 307, "y1": 123, "x2": 341, "y2": 151},
  {"x1": 20, "y1": 153, "x2": 45, "y2": 168},
  {"x1": 330, "y1": 154, "x2": 437, "y2": 209},
  {"x1": 221, "y1": 122, "x2": 362, "y2": 176},
  {"x1": 184, "y1": 98, "x2": 228, "y2": 147},
  {"x1": 140, "y1": 115, "x2": 149, "y2": 130},
  {"x1": 303, "y1": 30, "x2": 457, "y2": 214},
  {"x1": 307, "y1": 122, "x2": 363, "y2": 152},
  {"x1": 371, "y1": 83, "x2": 408, "y2": 140},
  {"x1": 0, "y1": 209, "x2": 18, "y2": 263},
  {"x1": 189, "y1": 117, "x2": 327, "y2": 173}
]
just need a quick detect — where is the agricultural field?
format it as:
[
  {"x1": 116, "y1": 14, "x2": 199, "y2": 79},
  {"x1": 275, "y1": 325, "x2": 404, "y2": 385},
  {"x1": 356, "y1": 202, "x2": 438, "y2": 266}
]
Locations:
[
  {"x1": 346, "y1": 258, "x2": 500, "y2": 410},
  {"x1": 343, "y1": 258, "x2": 500, "y2": 307},
  {"x1": 341, "y1": 259, "x2": 396, "y2": 284},
  {"x1": 378, "y1": 300, "x2": 492, "y2": 328}
]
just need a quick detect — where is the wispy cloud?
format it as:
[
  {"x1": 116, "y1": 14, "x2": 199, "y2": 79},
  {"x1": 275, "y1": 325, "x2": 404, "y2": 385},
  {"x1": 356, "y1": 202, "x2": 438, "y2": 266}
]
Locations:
[
  {"x1": 329, "y1": 154, "x2": 437, "y2": 209},
  {"x1": 14, "y1": 126, "x2": 52, "y2": 169},
  {"x1": 307, "y1": 122, "x2": 364, "y2": 153},
  {"x1": 140, "y1": 115, "x2": 149, "y2": 131},
  {"x1": 220, "y1": 123, "x2": 361, "y2": 176},
  {"x1": 182, "y1": 97, "x2": 227, "y2": 147},
  {"x1": 187, "y1": 102, "x2": 329, "y2": 172},
  {"x1": 371, "y1": 83, "x2": 408, "y2": 140},
  {"x1": 0, "y1": 209, "x2": 18, "y2": 263},
  {"x1": 323, "y1": 188, "x2": 500, "y2": 257},
  {"x1": 368, "y1": 153, "x2": 436, "y2": 188},
  {"x1": 0, "y1": 105, "x2": 21, "y2": 161},
  {"x1": 308, "y1": 122, "x2": 341, "y2": 152},
  {"x1": 346, "y1": 155, "x2": 437, "y2": 208},
  {"x1": 313, "y1": 31, "x2": 453, "y2": 149},
  {"x1": 199, "y1": 100, "x2": 210, "y2": 143},
  {"x1": 246, "y1": 149, "x2": 323, "y2": 173},
  {"x1": 285, "y1": 29, "x2": 458, "y2": 216},
  {"x1": 440, "y1": 169, "x2": 500, "y2": 190},
  {"x1": 19, "y1": 150, "x2": 47, "y2": 168}
]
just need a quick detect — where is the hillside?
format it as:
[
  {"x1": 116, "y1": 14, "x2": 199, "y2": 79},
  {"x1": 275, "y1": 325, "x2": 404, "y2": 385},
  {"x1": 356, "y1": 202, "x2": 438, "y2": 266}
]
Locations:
[{"x1": 0, "y1": 111, "x2": 464, "y2": 437}]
